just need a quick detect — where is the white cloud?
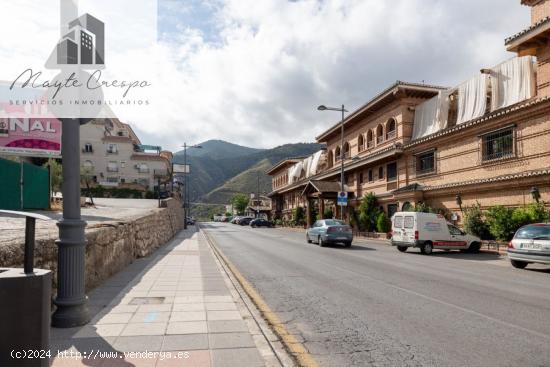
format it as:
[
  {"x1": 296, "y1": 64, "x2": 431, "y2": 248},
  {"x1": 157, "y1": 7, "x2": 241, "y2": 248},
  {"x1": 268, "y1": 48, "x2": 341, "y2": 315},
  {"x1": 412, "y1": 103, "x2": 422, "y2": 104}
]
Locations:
[{"x1": 0, "y1": 0, "x2": 531, "y2": 151}]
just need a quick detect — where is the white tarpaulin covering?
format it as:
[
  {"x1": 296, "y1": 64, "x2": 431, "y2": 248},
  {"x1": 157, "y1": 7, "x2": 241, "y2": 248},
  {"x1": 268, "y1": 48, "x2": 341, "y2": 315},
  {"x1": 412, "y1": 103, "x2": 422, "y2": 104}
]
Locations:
[
  {"x1": 490, "y1": 56, "x2": 536, "y2": 111},
  {"x1": 412, "y1": 90, "x2": 451, "y2": 140},
  {"x1": 308, "y1": 150, "x2": 323, "y2": 177},
  {"x1": 457, "y1": 74, "x2": 488, "y2": 125},
  {"x1": 288, "y1": 161, "x2": 303, "y2": 183}
]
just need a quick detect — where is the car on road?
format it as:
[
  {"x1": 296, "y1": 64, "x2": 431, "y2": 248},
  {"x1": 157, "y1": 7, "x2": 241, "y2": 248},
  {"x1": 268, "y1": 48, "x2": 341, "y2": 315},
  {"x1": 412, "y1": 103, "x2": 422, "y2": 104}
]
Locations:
[
  {"x1": 306, "y1": 219, "x2": 353, "y2": 247},
  {"x1": 250, "y1": 218, "x2": 273, "y2": 228},
  {"x1": 238, "y1": 217, "x2": 254, "y2": 226},
  {"x1": 391, "y1": 212, "x2": 481, "y2": 255},
  {"x1": 507, "y1": 223, "x2": 550, "y2": 269}
]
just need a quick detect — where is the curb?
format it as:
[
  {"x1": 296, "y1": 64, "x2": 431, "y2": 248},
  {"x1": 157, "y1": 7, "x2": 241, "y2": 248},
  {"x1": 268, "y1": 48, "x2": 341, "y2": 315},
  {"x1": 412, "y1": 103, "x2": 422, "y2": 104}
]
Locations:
[{"x1": 201, "y1": 227, "x2": 318, "y2": 367}]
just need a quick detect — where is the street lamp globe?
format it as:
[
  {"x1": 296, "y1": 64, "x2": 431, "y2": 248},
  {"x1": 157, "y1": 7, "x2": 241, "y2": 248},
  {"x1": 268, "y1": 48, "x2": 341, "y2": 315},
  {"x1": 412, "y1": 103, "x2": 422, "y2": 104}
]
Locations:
[{"x1": 317, "y1": 105, "x2": 328, "y2": 111}]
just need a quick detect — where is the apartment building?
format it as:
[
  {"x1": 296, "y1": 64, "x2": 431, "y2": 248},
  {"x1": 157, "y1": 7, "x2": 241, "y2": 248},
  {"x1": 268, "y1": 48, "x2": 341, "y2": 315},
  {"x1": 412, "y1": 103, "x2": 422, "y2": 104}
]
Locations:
[
  {"x1": 268, "y1": 0, "x2": 550, "y2": 227},
  {"x1": 80, "y1": 119, "x2": 172, "y2": 191}
]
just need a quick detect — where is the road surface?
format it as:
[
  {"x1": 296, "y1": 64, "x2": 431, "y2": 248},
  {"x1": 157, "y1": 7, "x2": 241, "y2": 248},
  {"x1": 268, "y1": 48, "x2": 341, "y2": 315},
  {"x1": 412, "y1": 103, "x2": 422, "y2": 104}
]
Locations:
[{"x1": 202, "y1": 222, "x2": 550, "y2": 367}]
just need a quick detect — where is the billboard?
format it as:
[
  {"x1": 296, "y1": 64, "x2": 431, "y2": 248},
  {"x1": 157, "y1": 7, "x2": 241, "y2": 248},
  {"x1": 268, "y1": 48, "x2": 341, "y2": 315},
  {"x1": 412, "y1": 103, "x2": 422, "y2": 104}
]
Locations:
[{"x1": 0, "y1": 82, "x2": 62, "y2": 157}]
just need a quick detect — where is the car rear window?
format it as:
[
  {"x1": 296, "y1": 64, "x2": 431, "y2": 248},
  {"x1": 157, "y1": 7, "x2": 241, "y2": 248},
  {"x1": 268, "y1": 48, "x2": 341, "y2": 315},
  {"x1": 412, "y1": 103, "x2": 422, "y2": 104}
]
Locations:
[
  {"x1": 514, "y1": 225, "x2": 550, "y2": 240},
  {"x1": 404, "y1": 216, "x2": 414, "y2": 229},
  {"x1": 394, "y1": 216, "x2": 403, "y2": 229},
  {"x1": 324, "y1": 220, "x2": 344, "y2": 226}
]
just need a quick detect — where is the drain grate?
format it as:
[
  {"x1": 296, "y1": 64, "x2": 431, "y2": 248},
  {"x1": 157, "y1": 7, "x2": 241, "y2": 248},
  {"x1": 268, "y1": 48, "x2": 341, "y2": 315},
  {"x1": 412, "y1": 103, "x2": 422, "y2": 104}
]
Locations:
[{"x1": 128, "y1": 297, "x2": 165, "y2": 305}]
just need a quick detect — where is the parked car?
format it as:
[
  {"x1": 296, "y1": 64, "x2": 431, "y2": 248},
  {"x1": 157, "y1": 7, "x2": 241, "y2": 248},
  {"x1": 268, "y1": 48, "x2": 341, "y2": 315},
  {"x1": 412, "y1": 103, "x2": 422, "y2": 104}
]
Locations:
[
  {"x1": 230, "y1": 216, "x2": 241, "y2": 224},
  {"x1": 186, "y1": 217, "x2": 195, "y2": 225},
  {"x1": 306, "y1": 219, "x2": 353, "y2": 247},
  {"x1": 238, "y1": 217, "x2": 254, "y2": 226},
  {"x1": 391, "y1": 212, "x2": 481, "y2": 255},
  {"x1": 507, "y1": 223, "x2": 550, "y2": 269},
  {"x1": 250, "y1": 219, "x2": 273, "y2": 228}
]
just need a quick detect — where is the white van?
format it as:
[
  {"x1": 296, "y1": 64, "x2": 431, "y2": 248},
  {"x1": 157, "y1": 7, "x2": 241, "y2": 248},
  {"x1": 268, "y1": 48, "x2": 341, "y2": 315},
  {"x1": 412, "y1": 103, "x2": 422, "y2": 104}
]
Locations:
[{"x1": 391, "y1": 212, "x2": 481, "y2": 255}]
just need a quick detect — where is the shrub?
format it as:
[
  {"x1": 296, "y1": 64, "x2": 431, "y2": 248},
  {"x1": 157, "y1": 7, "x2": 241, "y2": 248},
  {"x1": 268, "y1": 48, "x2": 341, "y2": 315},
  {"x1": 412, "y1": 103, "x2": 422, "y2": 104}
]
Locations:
[
  {"x1": 357, "y1": 192, "x2": 379, "y2": 231},
  {"x1": 145, "y1": 190, "x2": 155, "y2": 199},
  {"x1": 525, "y1": 202, "x2": 550, "y2": 223},
  {"x1": 376, "y1": 212, "x2": 391, "y2": 233},
  {"x1": 485, "y1": 206, "x2": 517, "y2": 241},
  {"x1": 463, "y1": 202, "x2": 492, "y2": 240},
  {"x1": 292, "y1": 206, "x2": 305, "y2": 226},
  {"x1": 323, "y1": 207, "x2": 334, "y2": 219},
  {"x1": 414, "y1": 202, "x2": 434, "y2": 213}
]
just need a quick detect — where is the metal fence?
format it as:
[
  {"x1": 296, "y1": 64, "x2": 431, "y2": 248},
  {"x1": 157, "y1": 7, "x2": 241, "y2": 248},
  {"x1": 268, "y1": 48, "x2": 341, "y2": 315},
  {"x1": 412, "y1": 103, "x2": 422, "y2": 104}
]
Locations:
[{"x1": 0, "y1": 158, "x2": 49, "y2": 210}]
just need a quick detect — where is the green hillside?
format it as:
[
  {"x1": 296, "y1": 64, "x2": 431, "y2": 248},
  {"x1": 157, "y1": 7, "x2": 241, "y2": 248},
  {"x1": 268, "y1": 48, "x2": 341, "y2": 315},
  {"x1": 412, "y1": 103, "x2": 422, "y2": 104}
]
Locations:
[{"x1": 177, "y1": 140, "x2": 322, "y2": 219}]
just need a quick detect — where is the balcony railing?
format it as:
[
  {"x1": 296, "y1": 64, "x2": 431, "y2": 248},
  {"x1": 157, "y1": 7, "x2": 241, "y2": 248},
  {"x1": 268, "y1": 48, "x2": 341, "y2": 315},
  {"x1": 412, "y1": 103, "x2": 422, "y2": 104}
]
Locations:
[
  {"x1": 376, "y1": 136, "x2": 384, "y2": 144},
  {"x1": 367, "y1": 141, "x2": 374, "y2": 149},
  {"x1": 386, "y1": 130, "x2": 396, "y2": 140},
  {"x1": 107, "y1": 167, "x2": 119, "y2": 172},
  {"x1": 106, "y1": 150, "x2": 118, "y2": 155},
  {"x1": 82, "y1": 148, "x2": 93, "y2": 153}
]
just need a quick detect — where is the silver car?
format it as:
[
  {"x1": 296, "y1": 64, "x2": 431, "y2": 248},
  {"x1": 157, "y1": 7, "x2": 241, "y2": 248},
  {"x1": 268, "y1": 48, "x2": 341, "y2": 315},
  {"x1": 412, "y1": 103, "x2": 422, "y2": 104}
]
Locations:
[
  {"x1": 306, "y1": 219, "x2": 353, "y2": 247},
  {"x1": 508, "y1": 223, "x2": 550, "y2": 269}
]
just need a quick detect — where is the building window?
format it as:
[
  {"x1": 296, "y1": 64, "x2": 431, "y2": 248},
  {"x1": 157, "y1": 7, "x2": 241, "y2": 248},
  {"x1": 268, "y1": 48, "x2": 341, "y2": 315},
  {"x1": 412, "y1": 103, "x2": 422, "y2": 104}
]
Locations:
[
  {"x1": 107, "y1": 161, "x2": 118, "y2": 172},
  {"x1": 106, "y1": 177, "x2": 118, "y2": 183},
  {"x1": 367, "y1": 130, "x2": 374, "y2": 148},
  {"x1": 343, "y1": 142, "x2": 350, "y2": 159},
  {"x1": 82, "y1": 160, "x2": 93, "y2": 171},
  {"x1": 482, "y1": 128, "x2": 514, "y2": 161},
  {"x1": 378, "y1": 166, "x2": 384, "y2": 180},
  {"x1": 376, "y1": 124, "x2": 384, "y2": 144},
  {"x1": 368, "y1": 169, "x2": 373, "y2": 182},
  {"x1": 327, "y1": 150, "x2": 334, "y2": 168},
  {"x1": 83, "y1": 143, "x2": 93, "y2": 153},
  {"x1": 387, "y1": 162, "x2": 397, "y2": 182},
  {"x1": 386, "y1": 118, "x2": 397, "y2": 140},
  {"x1": 416, "y1": 150, "x2": 436, "y2": 174},
  {"x1": 359, "y1": 172, "x2": 364, "y2": 184},
  {"x1": 137, "y1": 163, "x2": 149, "y2": 173},
  {"x1": 358, "y1": 135, "x2": 365, "y2": 152},
  {"x1": 107, "y1": 144, "x2": 118, "y2": 154},
  {"x1": 335, "y1": 146, "x2": 341, "y2": 162}
]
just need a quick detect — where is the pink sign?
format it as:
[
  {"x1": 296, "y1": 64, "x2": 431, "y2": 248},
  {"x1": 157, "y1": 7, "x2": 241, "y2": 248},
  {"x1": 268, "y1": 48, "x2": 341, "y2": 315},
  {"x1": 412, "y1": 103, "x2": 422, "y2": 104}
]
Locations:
[{"x1": 0, "y1": 83, "x2": 62, "y2": 157}]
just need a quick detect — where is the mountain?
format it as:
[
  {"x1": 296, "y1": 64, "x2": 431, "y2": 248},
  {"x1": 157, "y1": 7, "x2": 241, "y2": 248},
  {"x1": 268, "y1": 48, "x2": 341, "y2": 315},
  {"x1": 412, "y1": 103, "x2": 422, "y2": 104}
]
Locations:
[
  {"x1": 184, "y1": 140, "x2": 264, "y2": 160},
  {"x1": 173, "y1": 140, "x2": 322, "y2": 219}
]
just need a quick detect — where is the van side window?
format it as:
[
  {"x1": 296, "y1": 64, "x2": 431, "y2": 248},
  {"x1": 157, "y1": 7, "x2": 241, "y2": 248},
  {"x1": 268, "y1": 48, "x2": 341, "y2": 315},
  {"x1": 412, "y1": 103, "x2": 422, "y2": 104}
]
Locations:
[
  {"x1": 404, "y1": 216, "x2": 414, "y2": 229},
  {"x1": 394, "y1": 216, "x2": 403, "y2": 229},
  {"x1": 448, "y1": 225, "x2": 462, "y2": 235}
]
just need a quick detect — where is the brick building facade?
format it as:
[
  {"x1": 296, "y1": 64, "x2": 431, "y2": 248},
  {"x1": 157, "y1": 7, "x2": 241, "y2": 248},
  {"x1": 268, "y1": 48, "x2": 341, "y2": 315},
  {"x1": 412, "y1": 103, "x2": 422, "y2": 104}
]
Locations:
[{"x1": 268, "y1": 0, "x2": 550, "y2": 227}]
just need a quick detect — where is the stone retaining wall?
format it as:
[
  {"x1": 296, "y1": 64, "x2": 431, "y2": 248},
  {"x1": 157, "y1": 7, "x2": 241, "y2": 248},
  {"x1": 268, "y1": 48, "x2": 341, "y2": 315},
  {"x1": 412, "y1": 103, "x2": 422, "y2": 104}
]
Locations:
[{"x1": 0, "y1": 198, "x2": 185, "y2": 291}]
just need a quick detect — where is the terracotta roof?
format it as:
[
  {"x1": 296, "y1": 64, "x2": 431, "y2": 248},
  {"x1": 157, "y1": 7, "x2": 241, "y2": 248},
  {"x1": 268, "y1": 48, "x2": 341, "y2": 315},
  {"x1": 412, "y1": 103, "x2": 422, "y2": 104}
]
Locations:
[
  {"x1": 316, "y1": 81, "x2": 447, "y2": 142},
  {"x1": 266, "y1": 157, "x2": 307, "y2": 175},
  {"x1": 301, "y1": 180, "x2": 352, "y2": 196},
  {"x1": 405, "y1": 96, "x2": 550, "y2": 148},
  {"x1": 423, "y1": 168, "x2": 550, "y2": 191},
  {"x1": 505, "y1": 15, "x2": 550, "y2": 46}
]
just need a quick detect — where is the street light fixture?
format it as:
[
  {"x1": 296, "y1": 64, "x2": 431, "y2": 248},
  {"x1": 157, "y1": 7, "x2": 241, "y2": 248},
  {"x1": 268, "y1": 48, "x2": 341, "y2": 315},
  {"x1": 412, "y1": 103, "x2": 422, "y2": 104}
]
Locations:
[
  {"x1": 181, "y1": 143, "x2": 202, "y2": 229},
  {"x1": 530, "y1": 187, "x2": 541, "y2": 203},
  {"x1": 317, "y1": 104, "x2": 348, "y2": 221}
]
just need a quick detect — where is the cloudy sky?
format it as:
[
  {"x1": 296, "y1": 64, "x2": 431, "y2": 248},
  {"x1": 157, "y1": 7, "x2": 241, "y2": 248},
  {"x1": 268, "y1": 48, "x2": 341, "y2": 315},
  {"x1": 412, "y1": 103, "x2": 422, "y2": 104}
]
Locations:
[{"x1": 0, "y1": 0, "x2": 530, "y2": 151}]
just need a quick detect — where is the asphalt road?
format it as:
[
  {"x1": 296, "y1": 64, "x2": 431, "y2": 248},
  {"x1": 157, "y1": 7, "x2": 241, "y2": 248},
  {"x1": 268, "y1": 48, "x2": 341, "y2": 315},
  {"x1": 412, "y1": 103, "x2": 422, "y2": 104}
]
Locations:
[{"x1": 201, "y1": 222, "x2": 550, "y2": 367}]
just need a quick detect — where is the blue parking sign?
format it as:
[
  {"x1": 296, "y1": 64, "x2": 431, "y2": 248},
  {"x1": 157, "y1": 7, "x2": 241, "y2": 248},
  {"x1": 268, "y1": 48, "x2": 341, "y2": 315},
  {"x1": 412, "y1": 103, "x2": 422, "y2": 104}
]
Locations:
[{"x1": 337, "y1": 191, "x2": 348, "y2": 206}]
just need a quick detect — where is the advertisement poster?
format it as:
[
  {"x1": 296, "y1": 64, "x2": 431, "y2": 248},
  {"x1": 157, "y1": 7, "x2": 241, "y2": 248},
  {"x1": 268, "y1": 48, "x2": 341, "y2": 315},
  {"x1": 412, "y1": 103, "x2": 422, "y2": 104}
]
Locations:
[{"x1": 0, "y1": 82, "x2": 62, "y2": 157}]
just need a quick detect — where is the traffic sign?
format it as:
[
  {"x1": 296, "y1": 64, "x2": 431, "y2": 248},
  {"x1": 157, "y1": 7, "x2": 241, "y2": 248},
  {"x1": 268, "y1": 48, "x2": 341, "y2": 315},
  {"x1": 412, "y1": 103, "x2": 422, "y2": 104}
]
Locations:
[{"x1": 337, "y1": 191, "x2": 348, "y2": 206}]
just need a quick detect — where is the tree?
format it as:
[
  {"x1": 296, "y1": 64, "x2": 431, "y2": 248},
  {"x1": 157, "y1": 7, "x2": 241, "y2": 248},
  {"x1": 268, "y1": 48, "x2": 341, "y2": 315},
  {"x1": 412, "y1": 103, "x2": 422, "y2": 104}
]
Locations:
[
  {"x1": 414, "y1": 202, "x2": 434, "y2": 213},
  {"x1": 323, "y1": 207, "x2": 334, "y2": 219},
  {"x1": 376, "y1": 212, "x2": 391, "y2": 233},
  {"x1": 46, "y1": 158, "x2": 62, "y2": 194},
  {"x1": 485, "y1": 206, "x2": 517, "y2": 241},
  {"x1": 292, "y1": 206, "x2": 305, "y2": 226},
  {"x1": 231, "y1": 193, "x2": 249, "y2": 215},
  {"x1": 357, "y1": 192, "x2": 379, "y2": 231}
]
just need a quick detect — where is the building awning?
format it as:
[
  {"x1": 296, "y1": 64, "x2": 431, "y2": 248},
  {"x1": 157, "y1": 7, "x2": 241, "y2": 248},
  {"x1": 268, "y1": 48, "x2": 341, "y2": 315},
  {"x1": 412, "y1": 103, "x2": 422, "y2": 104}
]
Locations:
[{"x1": 301, "y1": 180, "x2": 352, "y2": 197}]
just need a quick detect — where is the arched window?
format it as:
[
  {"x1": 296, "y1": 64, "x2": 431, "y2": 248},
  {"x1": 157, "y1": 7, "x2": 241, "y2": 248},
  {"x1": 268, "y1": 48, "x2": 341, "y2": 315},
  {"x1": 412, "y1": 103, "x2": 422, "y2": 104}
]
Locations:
[
  {"x1": 378, "y1": 166, "x2": 384, "y2": 180},
  {"x1": 358, "y1": 134, "x2": 365, "y2": 152},
  {"x1": 386, "y1": 118, "x2": 397, "y2": 140},
  {"x1": 327, "y1": 150, "x2": 334, "y2": 168},
  {"x1": 343, "y1": 142, "x2": 350, "y2": 159},
  {"x1": 335, "y1": 146, "x2": 341, "y2": 162},
  {"x1": 367, "y1": 130, "x2": 374, "y2": 148},
  {"x1": 376, "y1": 124, "x2": 384, "y2": 144}
]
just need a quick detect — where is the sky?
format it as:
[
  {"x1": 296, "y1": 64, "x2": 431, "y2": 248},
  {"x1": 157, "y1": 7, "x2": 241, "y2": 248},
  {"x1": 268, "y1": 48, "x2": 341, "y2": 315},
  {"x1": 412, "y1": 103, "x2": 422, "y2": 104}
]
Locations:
[{"x1": 0, "y1": 0, "x2": 531, "y2": 151}]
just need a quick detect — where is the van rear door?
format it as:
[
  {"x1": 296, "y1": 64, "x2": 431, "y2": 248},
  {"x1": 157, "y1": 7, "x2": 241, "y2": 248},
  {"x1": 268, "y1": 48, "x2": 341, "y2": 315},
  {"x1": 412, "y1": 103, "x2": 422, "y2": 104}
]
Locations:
[
  {"x1": 403, "y1": 214, "x2": 416, "y2": 243},
  {"x1": 392, "y1": 215, "x2": 404, "y2": 242}
]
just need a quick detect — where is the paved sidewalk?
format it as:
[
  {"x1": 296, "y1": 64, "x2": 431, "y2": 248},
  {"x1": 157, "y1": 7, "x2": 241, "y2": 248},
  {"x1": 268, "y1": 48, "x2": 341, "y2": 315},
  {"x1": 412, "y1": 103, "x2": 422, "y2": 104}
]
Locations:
[{"x1": 49, "y1": 229, "x2": 271, "y2": 367}]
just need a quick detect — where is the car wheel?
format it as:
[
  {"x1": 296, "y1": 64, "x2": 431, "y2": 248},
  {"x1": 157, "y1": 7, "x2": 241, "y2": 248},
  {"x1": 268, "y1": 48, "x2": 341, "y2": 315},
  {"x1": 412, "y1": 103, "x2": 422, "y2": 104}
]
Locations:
[
  {"x1": 306, "y1": 233, "x2": 312, "y2": 244},
  {"x1": 466, "y1": 242, "x2": 481, "y2": 253},
  {"x1": 397, "y1": 246, "x2": 408, "y2": 253},
  {"x1": 421, "y1": 242, "x2": 433, "y2": 255},
  {"x1": 318, "y1": 236, "x2": 326, "y2": 247},
  {"x1": 510, "y1": 260, "x2": 528, "y2": 269},
  {"x1": 344, "y1": 241, "x2": 352, "y2": 248}
]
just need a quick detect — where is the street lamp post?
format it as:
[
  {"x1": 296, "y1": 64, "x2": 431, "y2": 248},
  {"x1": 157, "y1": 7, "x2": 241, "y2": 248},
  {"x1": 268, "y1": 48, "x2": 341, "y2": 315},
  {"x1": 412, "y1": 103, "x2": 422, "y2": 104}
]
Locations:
[
  {"x1": 318, "y1": 104, "x2": 348, "y2": 221},
  {"x1": 52, "y1": 118, "x2": 89, "y2": 328},
  {"x1": 181, "y1": 143, "x2": 202, "y2": 229}
]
